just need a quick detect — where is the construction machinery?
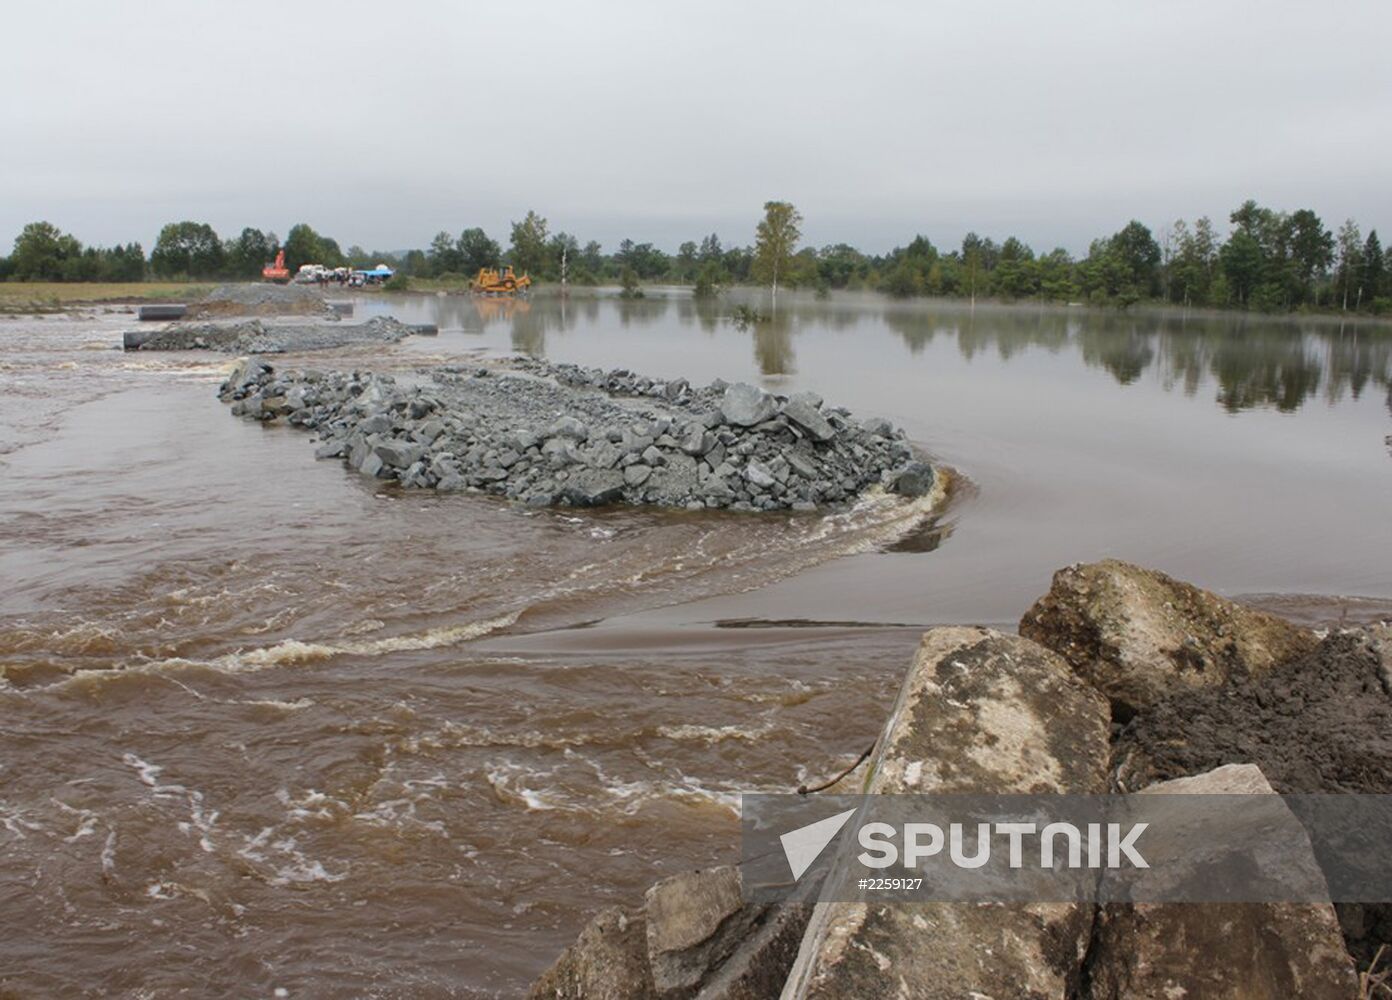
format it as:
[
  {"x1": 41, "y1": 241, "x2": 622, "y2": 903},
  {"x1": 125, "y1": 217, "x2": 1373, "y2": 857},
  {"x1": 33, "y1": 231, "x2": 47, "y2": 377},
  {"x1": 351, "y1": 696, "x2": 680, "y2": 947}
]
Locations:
[
  {"x1": 470, "y1": 265, "x2": 532, "y2": 295},
  {"x1": 261, "y1": 250, "x2": 290, "y2": 283}
]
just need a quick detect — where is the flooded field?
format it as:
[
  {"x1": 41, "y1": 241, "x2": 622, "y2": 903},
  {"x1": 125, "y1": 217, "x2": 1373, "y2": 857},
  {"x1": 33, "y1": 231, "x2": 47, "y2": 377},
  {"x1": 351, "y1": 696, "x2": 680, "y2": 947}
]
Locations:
[{"x1": 2, "y1": 289, "x2": 1390, "y2": 997}]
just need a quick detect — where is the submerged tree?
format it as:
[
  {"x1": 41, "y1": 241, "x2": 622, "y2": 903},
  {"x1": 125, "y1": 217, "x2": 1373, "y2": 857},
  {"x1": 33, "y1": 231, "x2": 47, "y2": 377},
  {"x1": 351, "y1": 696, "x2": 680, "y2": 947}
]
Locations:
[
  {"x1": 692, "y1": 260, "x2": 723, "y2": 298},
  {"x1": 752, "y1": 201, "x2": 802, "y2": 307},
  {"x1": 618, "y1": 266, "x2": 644, "y2": 299}
]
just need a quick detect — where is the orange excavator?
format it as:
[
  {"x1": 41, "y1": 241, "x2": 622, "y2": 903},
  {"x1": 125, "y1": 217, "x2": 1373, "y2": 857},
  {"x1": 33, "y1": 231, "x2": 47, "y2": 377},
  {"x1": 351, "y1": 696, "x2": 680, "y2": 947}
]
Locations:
[
  {"x1": 262, "y1": 250, "x2": 290, "y2": 283},
  {"x1": 470, "y1": 265, "x2": 532, "y2": 295}
]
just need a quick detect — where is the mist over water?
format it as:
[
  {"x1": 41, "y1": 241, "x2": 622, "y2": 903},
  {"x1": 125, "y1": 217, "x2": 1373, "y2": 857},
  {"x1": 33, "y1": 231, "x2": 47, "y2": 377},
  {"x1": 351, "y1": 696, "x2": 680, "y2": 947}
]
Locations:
[{"x1": 2, "y1": 290, "x2": 1390, "y2": 996}]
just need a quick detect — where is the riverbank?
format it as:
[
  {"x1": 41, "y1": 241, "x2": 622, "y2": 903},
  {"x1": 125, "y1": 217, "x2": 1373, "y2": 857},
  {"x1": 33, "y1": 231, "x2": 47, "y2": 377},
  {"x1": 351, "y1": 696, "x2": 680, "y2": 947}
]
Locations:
[{"x1": 0, "y1": 281, "x2": 215, "y2": 314}]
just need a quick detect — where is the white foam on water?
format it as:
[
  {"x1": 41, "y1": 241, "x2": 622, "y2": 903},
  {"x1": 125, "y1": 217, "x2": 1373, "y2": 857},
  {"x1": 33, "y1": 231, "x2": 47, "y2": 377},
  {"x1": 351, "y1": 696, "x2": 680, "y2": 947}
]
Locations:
[
  {"x1": 275, "y1": 788, "x2": 348, "y2": 824},
  {"x1": 54, "y1": 611, "x2": 520, "y2": 690},
  {"x1": 51, "y1": 799, "x2": 100, "y2": 842},
  {"x1": 121, "y1": 753, "x2": 218, "y2": 853},
  {"x1": 0, "y1": 804, "x2": 45, "y2": 839},
  {"x1": 234, "y1": 697, "x2": 315, "y2": 712},
  {"x1": 483, "y1": 762, "x2": 565, "y2": 812},
  {"x1": 100, "y1": 829, "x2": 117, "y2": 875},
  {"x1": 237, "y1": 825, "x2": 346, "y2": 886},
  {"x1": 654, "y1": 722, "x2": 774, "y2": 744}
]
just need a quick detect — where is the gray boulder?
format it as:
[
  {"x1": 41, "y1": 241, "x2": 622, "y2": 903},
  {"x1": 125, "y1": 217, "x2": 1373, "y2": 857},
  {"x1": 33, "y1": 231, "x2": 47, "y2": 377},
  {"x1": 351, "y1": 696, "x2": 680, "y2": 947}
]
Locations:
[
  {"x1": 744, "y1": 461, "x2": 777, "y2": 491},
  {"x1": 678, "y1": 422, "x2": 711, "y2": 456},
  {"x1": 560, "y1": 469, "x2": 626, "y2": 507},
  {"x1": 526, "y1": 907, "x2": 655, "y2": 1000},
  {"x1": 644, "y1": 867, "x2": 755, "y2": 996},
  {"x1": 783, "y1": 628, "x2": 1111, "y2": 1000},
  {"x1": 549, "y1": 416, "x2": 590, "y2": 441},
  {"x1": 358, "y1": 413, "x2": 393, "y2": 435},
  {"x1": 358, "y1": 452, "x2": 385, "y2": 478},
  {"x1": 785, "y1": 451, "x2": 818, "y2": 482},
  {"x1": 1086, "y1": 764, "x2": 1359, "y2": 1000},
  {"x1": 1019, "y1": 559, "x2": 1320, "y2": 718},
  {"x1": 374, "y1": 440, "x2": 424, "y2": 469},
  {"x1": 890, "y1": 461, "x2": 934, "y2": 497},
  {"x1": 641, "y1": 445, "x2": 666, "y2": 467},
  {"x1": 719, "y1": 383, "x2": 777, "y2": 427},
  {"x1": 542, "y1": 437, "x2": 581, "y2": 468},
  {"x1": 782, "y1": 398, "x2": 835, "y2": 443},
  {"x1": 585, "y1": 441, "x2": 622, "y2": 470}
]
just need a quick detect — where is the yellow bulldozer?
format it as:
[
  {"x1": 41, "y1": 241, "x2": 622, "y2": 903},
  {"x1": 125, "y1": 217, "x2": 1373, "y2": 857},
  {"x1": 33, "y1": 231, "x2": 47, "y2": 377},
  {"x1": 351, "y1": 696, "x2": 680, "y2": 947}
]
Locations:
[{"x1": 470, "y1": 265, "x2": 532, "y2": 295}]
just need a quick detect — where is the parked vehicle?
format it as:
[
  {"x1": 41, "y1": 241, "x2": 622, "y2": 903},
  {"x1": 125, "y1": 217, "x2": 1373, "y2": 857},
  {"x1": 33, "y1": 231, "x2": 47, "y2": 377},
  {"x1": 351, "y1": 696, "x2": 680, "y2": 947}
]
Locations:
[{"x1": 261, "y1": 250, "x2": 290, "y2": 283}]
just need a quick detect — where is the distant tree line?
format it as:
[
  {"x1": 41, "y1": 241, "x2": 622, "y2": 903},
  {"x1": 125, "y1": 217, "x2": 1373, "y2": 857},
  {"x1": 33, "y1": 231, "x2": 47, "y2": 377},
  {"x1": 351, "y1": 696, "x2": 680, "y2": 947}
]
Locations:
[{"x1": 4, "y1": 200, "x2": 1390, "y2": 315}]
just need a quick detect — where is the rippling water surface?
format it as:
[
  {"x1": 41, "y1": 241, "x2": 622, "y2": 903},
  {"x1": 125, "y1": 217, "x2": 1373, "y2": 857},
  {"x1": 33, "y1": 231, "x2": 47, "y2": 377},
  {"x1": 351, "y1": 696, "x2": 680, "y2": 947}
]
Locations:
[{"x1": 2, "y1": 290, "x2": 1390, "y2": 996}]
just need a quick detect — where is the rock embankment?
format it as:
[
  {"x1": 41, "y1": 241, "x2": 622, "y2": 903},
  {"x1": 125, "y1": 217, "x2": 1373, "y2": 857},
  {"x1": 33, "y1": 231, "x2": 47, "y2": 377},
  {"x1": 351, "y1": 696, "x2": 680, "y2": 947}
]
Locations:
[
  {"x1": 532, "y1": 561, "x2": 1387, "y2": 998},
  {"x1": 1019, "y1": 558, "x2": 1320, "y2": 720},
  {"x1": 128, "y1": 315, "x2": 421, "y2": 353},
  {"x1": 217, "y1": 358, "x2": 933, "y2": 511}
]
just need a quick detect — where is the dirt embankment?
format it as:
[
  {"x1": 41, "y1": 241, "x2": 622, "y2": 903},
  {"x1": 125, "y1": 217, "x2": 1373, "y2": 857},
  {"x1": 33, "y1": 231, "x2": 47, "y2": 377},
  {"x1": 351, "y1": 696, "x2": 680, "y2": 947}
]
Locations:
[{"x1": 184, "y1": 283, "x2": 335, "y2": 319}]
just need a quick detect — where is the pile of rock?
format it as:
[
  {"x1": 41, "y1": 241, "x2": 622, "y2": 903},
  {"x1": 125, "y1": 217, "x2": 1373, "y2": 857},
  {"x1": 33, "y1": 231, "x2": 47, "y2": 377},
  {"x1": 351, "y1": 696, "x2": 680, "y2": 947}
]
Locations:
[
  {"x1": 128, "y1": 316, "x2": 422, "y2": 353},
  {"x1": 532, "y1": 560, "x2": 1390, "y2": 998},
  {"x1": 186, "y1": 283, "x2": 335, "y2": 318},
  {"x1": 217, "y1": 358, "x2": 933, "y2": 511}
]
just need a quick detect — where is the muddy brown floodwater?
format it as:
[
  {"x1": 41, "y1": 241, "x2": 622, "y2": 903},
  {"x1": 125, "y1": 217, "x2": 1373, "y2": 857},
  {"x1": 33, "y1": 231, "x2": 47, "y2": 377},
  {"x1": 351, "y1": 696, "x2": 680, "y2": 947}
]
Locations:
[{"x1": 2, "y1": 290, "x2": 1391, "y2": 997}]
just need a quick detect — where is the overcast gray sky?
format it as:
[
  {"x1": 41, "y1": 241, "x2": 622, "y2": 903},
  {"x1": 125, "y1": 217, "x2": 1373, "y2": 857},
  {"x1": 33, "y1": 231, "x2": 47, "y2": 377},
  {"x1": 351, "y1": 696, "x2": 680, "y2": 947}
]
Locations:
[{"x1": 3, "y1": 0, "x2": 1389, "y2": 256}]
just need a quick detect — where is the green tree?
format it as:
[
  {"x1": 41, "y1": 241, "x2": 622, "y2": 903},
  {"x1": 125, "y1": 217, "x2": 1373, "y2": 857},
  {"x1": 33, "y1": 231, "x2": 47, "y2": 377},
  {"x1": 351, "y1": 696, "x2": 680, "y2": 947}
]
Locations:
[
  {"x1": 1220, "y1": 230, "x2": 1265, "y2": 306},
  {"x1": 548, "y1": 231, "x2": 581, "y2": 283},
  {"x1": 457, "y1": 227, "x2": 501, "y2": 276},
  {"x1": 957, "y1": 235, "x2": 991, "y2": 305},
  {"x1": 225, "y1": 227, "x2": 276, "y2": 279},
  {"x1": 1109, "y1": 220, "x2": 1162, "y2": 297},
  {"x1": 1036, "y1": 248, "x2": 1076, "y2": 302},
  {"x1": 509, "y1": 210, "x2": 550, "y2": 278},
  {"x1": 428, "y1": 231, "x2": 462, "y2": 276},
  {"x1": 401, "y1": 249, "x2": 428, "y2": 277},
  {"x1": 281, "y1": 223, "x2": 344, "y2": 272},
  {"x1": 576, "y1": 240, "x2": 604, "y2": 283},
  {"x1": 150, "y1": 221, "x2": 224, "y2": 278},
  {"x1": 98, "y1": 242, "x2": 146, "y2": 282},
  {"x1": 1334, "y1": 219, "x2": 1362, "y2": 310},
  {"x1": 1361, "y1": 230, "x2": 1385, "y2": 307},
  {"x1": 675, "y1": 240, "x2": 699, "y2": 282},
  {"x1": 883, "y1": 261, "x2": 923, "y2": 298},
  {"x1": 992, "y1": 237, "x2": 1037, "y2": 300},
  {"x1": 692, "y1": 260, "x2": 723, "y2": 298},
  {"x1": 9, "y1": 221, "x2": 82, "y2": 280},
  {"x1": 817, "y1": 243, "x2": 868, "y2": 289},
  {"x1": 618, "y1": 266, "x2": 643, "y2": 299},
  {"x1": 1283, "y1": 209, "x2": 1333, "y2": 306},
  {"x1": 752, "y1": 200, "x2": 802, "y2": 305}
]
